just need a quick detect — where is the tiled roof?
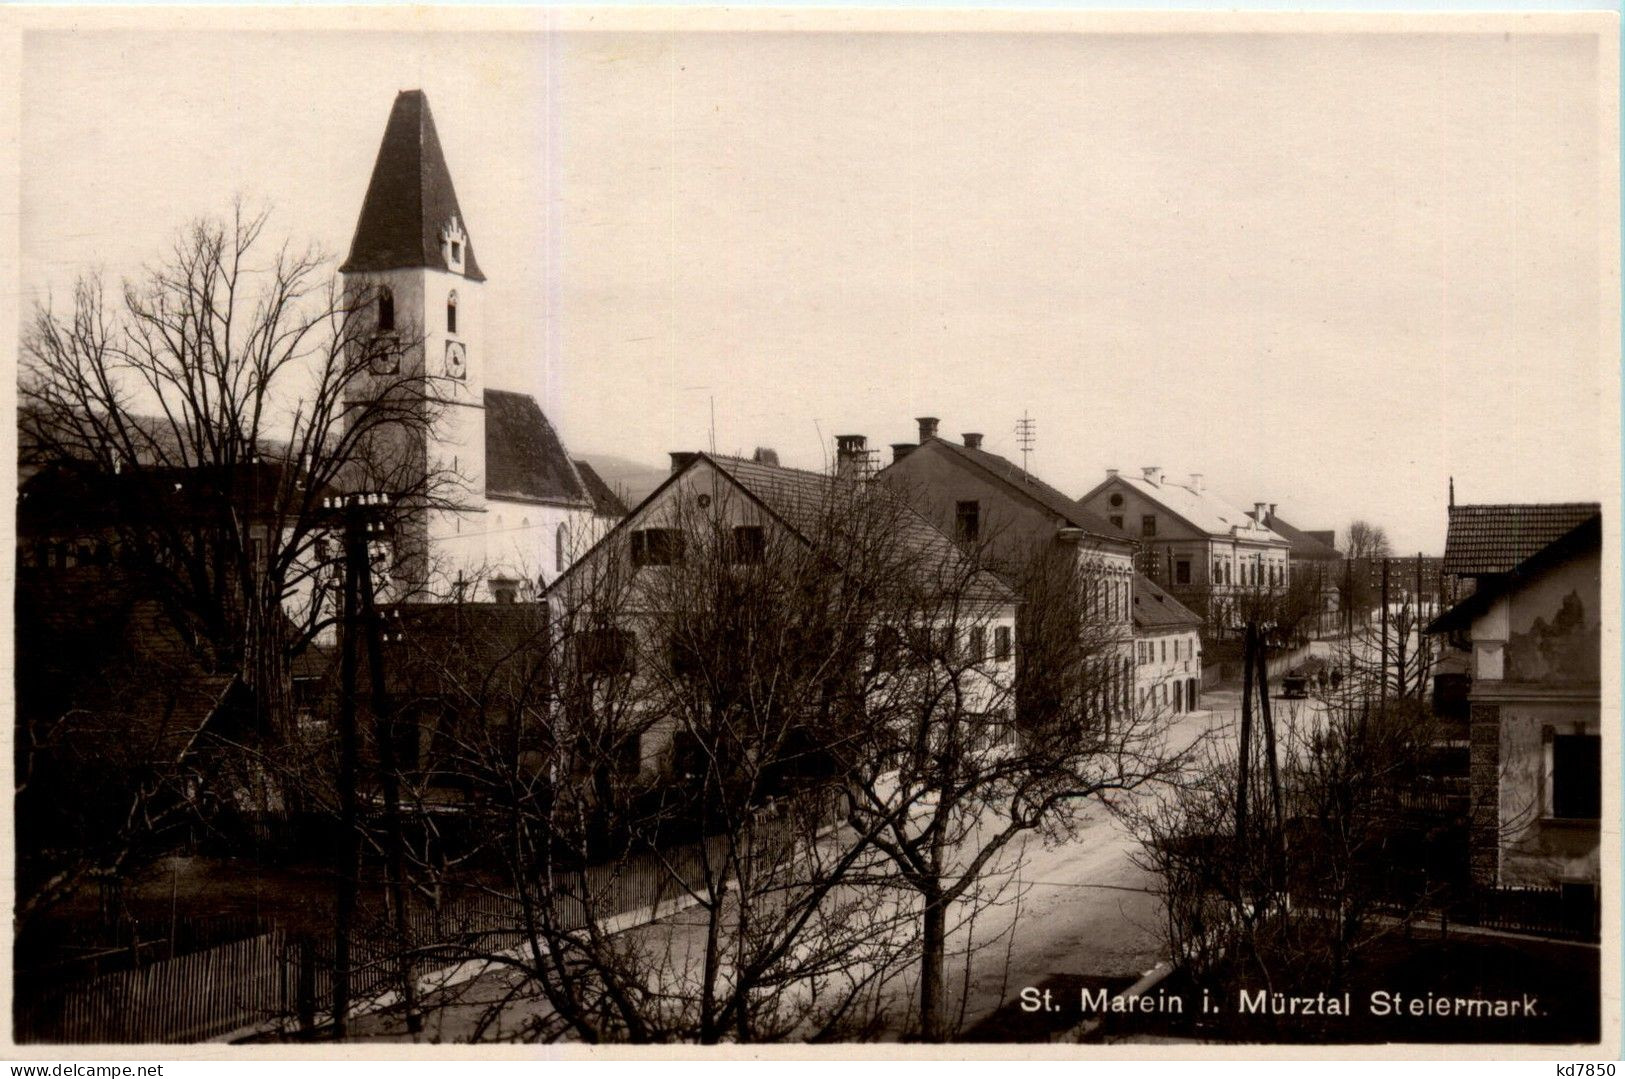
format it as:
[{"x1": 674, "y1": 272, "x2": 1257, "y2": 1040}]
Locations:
[
  {"x1": 483, "y1": 390, "x2": 591, "y2": 507},
  {"x1": 1133, "y1": 573, "x2": 1204, "y2": 631},
  {"x1": 1429, "y1": 512, "x2": 1601, "y2": 634},
  {"x1": 18, "y1": 460, "x2": 331, "y2": 531},
  {"x1": 1090, "y1": 472, "x2": 1289, "y2": 544},
  {"x1": 1441, "y1": 503, "x2": 1601, "y2": 577},
  {"x1": 573, "y1": 459, "x2": 629, "y2": 519},
  {"x1": 925, "y1": 439, "x2": 1133, "y2": 546},
  {"x1": 340, "y1": 91, "x2": 486, "y2": 282},
  {"x1": 709, "y1": 454, "x2": 1017, "y2": 605},
  {"x1": 1247, "y1": 512, "x2": 1341, "y2": 561}
]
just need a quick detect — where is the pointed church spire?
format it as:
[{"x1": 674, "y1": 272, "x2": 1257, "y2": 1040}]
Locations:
[{"x1": 341, "y1": 90, "x2": 486, "y2": 281}]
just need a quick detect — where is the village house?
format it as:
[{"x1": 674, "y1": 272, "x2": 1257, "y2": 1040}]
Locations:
[
  {"x1": 1078, "y1": 467, "x2": 1291, "y2": 636},
  {"x1": 1426, "y1": 502, "x2": 1601, "y2": 903},
  {"x1": 548, "y1": 447, "x2": 1021, "y2": 781},
  {"x1": 1132, "y1": 575, "x2": 1204, "y2": 714},
  {"x1": 341, "y1": 90, "x2": 623, "y2": 604},
  {"x1": 1246, "y1": 505, "x2": 1342, "y2": 617},
  {"x1": 873, "y1": 417, "x2": 1138, "y2": 724}
]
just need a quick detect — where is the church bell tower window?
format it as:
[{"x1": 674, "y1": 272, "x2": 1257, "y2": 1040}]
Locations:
[{"x1": 447, "y1": 290, "x2": 458, "y2": 334}]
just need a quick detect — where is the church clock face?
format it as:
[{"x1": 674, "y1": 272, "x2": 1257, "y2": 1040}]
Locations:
[{"x1": 444, "y1": 340, "x2": 468, "y2": 381}]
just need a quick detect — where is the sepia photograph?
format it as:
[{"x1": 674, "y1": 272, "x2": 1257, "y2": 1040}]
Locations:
[{"x1": 4, "y1": 7, "x2": 1618, "y2": 1054}]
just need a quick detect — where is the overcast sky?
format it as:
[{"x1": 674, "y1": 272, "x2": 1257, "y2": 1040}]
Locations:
[{"x1": 19, "y1": 21, "x2": 1614, "y2": 554}]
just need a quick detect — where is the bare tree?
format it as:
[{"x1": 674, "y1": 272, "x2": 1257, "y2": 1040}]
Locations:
[
  {"x1": 1132, "y1": 679, "x2": 1446, "y2": 1030},
  {"x1": 20, "y1": 201, "x2": 460, "y2": 742},
  {"x1": 831, "y1": 539, "x2": 1186, "y2": 1041},
  {"x1": 1338, "y1": 520, "x2": 1392, "y2": 616},
  {"x1": 17, "y1": 202, "x2": 461, "y2": 926}
]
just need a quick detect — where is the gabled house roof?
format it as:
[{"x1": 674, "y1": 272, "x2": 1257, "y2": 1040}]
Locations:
[
  {"x1": 1440, "y1": 502, "x2": 1602, "y2": 578},
  {"x1": 551, "y1": 452, "x2": 1016, "y2": 606},
  {"x1": 573, "y1": 459, "x2": 629, "y2": 519},
  {"x1": 1132, "y1": 573, "x2": 1204, "y2": 632},
  {"x1": 18, "y1": 459, "x2": 337, "y2": 533},
  {"x1": 1082, "y1": 471, "x2": 1289, "y2": 545},
  {"x1": 904, "y1": 437, "x2": 1133, "y2": 547},
  {"x1": 483, "y1": 390, "x2": 593, "y2": 508},
  {"x1": 1245, "y1": 511, "x2": 1341, "y2": 561},
  {"x1": 1427, "y1": 512, "x2": 1601, "y2": 635},
  {"x1": 341, "y1": 90, "x2": 486, "y2": 282}
]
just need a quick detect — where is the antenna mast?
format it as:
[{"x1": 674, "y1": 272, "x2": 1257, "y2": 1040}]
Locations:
[{"x1": 1015, "y1": 410, "x2": 1036, "y2": 481}]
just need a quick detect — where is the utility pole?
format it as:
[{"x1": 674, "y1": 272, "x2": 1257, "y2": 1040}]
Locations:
[
  {"x1": 330, "y1": 491, "x2": 418, "y2": 1038},
  {"x1": 1379, "y1": 558, "x2": 1390, "y2": 709},
  {"x1": 332, "y1": 498, "x2": 361, "y2": 1038},
  {"x1": 355, "y1": 501, "x2": 421, "y2": 1035}
]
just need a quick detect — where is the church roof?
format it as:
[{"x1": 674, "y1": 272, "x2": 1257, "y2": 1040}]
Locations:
[
  {"x1": 341, "y1": 90, "x2": 486, "y2": 282},
  {"x1": 572, "y1": 459, "x2": 629, "y2": 519},
  {"x1": 483, "y1": 390, "x2": 591, "y2": 508}
]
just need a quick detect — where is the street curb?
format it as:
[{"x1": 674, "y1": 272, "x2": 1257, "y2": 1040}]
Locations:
[{"x1": 1057, "y1": 959, "x2": 1177, "y2": 1043}]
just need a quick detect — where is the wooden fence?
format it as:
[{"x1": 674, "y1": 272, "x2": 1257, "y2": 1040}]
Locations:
[{"x1": 18, "y1": 930, "x2": 291, "y2": 1044}]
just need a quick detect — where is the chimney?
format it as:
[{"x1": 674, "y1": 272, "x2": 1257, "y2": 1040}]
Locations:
[
  {"x1": 1142, "y1": 466, "x2": 1162, "y2": 486},
  {"x1": 916, "y1": 416, "x2": 939, "y2": 443},
  {"x1": 1269, "y1": 502, "x2": 1277, "y2": 519},
  {"x1": 891, "y1": 442, "x2": 917, "y2": 464},
  {"x1": 1188, "y1": 472, "x2": 1203, "y2": 492},
  {"x1": 669, "y1": 451, "x2": 700, "y2": 475},
  {"x1": 962, "y1": 432, "x2": 983, "y2": 450},
  {"x1": 1254, "y1": 501, "x2": 1268, "y2": 524},
  {"x1": 752, "y1": 446, "x2": 779, "y2": 467},
  {"x1": 835, "y1": 434, "x2": 868, "y2": 479},
  {"x1": 1106, "y1": 468, "x2": 1119, "y2": 479}
]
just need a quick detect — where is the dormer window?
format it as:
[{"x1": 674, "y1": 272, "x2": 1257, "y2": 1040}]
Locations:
[
  {"x1": 446, "y1": 290, "x2": 458, "y2": 335},
  {"x1": 377, "y1": 286, "x2": 395, "y2": 332},
  {"x1": 441, "y1": 216, "x2": 468, "y2": 274}
]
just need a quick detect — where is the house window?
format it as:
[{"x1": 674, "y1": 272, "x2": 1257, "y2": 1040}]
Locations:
[
  {"x1": 377, "y1": 287, "x2": 395, "y2": 332},
  {"x1": 732, "y1": 526, "x2": 766, "y2": 564},
  {"x1": 1160, "y1": 639, "x2": 1167, "y2": 662},
  {"x1": 1110, "y1": 515, "x2": 1124, "y2": 530},
  {"x1": 1141, "y1": 515, "x2": 1157, "y2": 538},
  {"x1": 556, "y1": 524, "x2": 567, "y2": 573},
  {"x1": 617, "y1": 734, "x2": 642, "y2": 778},
  {"x1": 1175, "y1": 559, "x2": 1191, "y2": 585},
  {"x1": 955, "y1": 501, "x2": 980, "y2": 543},
  {"x1": 446, "y1": 290, "x2": 458, "y2": 334},
  {"x1": 968, "y1": 625, "x2": 987, "y2": 663},
  {"x1": 993, "y1": 625, "x2": 1012, "y2": 661},
  {"x1": 577, "y1": 627, "x2": 636, "y2": 678},
  {"x1": 1110, "y1": 493, "x2": 1124, "y2": 508},
  {"x1": 631, "y1": 528, "x2": 685, "y2": 566},
  {"x1": 1551, "y1": 734, "x2": 1601, "y2": 819}
]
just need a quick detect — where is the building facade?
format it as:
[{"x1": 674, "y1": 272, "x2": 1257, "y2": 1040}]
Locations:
[
  {"x1": 549, "y1": 448, "x2": 1021, "y2": 779},
  {"x1": 875, "y1": 417, "x2": 1139, "y2": 727},
  {"x1": 1132, "y1": 574, "x2": 1204, "y2": 714},
  {"x1": 1079, "y1": 467, "x2": 1291, "y2": 636},
  {"x1": 1428, "y1": 503, "x2": 1601, "y2": 894}
]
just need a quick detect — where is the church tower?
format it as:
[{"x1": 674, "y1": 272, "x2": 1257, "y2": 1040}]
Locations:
[{"x1": 342, "y1": 90, "x2": 487, "y2": 593}]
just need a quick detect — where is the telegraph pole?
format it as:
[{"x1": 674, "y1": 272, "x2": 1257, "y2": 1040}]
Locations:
[
  {"x1": 1379, "y1": 558, "x2": 1390, "y2": 709},
  {"x1": 332, "y1": 499, "x2": 361, "y2": 1038},
  {"x1": 355, "y1": 500, "x2": 421, "y2": 1034},
  {"x1": 330, "y1": 492, "x2": 418, "y2": 1037}
]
